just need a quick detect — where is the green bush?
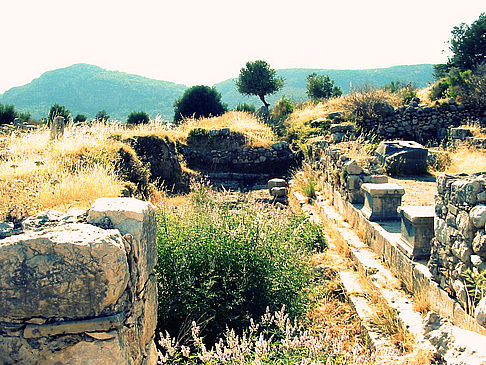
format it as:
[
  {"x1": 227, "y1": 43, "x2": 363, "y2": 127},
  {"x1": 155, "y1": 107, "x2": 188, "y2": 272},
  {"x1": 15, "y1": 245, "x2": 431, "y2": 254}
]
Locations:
[
  {"x1": 74, "y1": 114, "x2": 87, "y2": 123},
  {"x1": 48, "y1": 104, "x2": 71, "y2": 125},
  {"x1": 155, "y1": 190, "x2": 315, "y2": 343},
  {"x1": 306, "y1": 73, "x2": 342, "y2": 101},
  {"x1": 0, "y1": 104, "x2": 17, "y2": 125},
  {"x1": 95, "y1": 109, "x2": 110, "y2": 122},
  {"x1": 429, "y1": 79, "x2": 453, "y2": 101},
  {"x1": 271, "y1": 96, "x2": 294, "y2": 121},
  {"x1": 127, "y1": 111, "x2": 150, "y2": 125},
  {"x1": 174, "y1": 85, "x2": 227, "y2": 123},
  {"x1": 235, "y1": 103, "x2": 256, "y2": 113}
]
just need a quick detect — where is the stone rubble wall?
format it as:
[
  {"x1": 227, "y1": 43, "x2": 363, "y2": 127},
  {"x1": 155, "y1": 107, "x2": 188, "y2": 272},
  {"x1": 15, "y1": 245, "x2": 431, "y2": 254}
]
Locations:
[
  {"x1": 0, "y1": 198, "x2": 158, "y2": 365},
  {"x1": 181, "y1": 141, "x2": 302, "y2": 174},
  {"x1": 308, "y1": 140, "x2": 387, "y2": 204},
  {"x1": 429, "y1": 174, "x2": 486, "y2": 309},
  {"x1": 359, "y1": 101, "x2": 485, "y2": 144}
]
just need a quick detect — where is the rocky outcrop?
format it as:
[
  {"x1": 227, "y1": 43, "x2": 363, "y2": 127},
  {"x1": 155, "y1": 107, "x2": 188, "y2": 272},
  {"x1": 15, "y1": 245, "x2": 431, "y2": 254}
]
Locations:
[
  {"x1": 375, "y1": 140, "x2": 428, "y2": 175},
  {"x1": 0, "y1": 198, "x2": 158, "y2": 365}
]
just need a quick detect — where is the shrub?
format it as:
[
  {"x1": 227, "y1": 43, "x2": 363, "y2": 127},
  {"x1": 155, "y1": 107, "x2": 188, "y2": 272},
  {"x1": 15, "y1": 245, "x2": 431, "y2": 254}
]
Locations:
[
  {"x1": 342, "y1": 86, "x2": 399, "y2": 130},
  {"x1": 306, "y1": 73, "x2": 342, "y2": 101},
  {"x1": 235, "y1": 103, "x2": 256, "y2": 113},
  {"x1": 95, "y1": 109, "x2": 110, "y2": 122},
  {"x1": 0, "y1": 104, "x2": 17, "y2": 125},
  {"x1": 429, "y1": 79, "x2": 453, "y2": 101},
  {"x1": 155, "y1": 189, "x2": 314, "y2": 343},
  {"x1": 114, "y1": 145, "x2": 150, "y2": 198},
  {"x1": 48, "y1": 104, "x2": 71, "y2": 125},
  {"x1": 454, "y1": 62, "x2": 486, "y2": 107},
  {"x1": 127, "y1": 111, "x2": 150, "y2": 125},
  {"x1": 174, "y1": 85, "x2": 227, "y2": 123},
  {"x1": 270, "y1": 96, "x2": 294, "y2": 121},
  {"x1": 74, "y1": 114, "x2": 87, "y2": 123}
]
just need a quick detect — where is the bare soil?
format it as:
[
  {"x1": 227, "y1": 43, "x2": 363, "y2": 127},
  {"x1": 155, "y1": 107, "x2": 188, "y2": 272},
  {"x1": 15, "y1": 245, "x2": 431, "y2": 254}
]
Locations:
[{"x1": 388, "y1": 175, "x2": 437, "y2": 206}]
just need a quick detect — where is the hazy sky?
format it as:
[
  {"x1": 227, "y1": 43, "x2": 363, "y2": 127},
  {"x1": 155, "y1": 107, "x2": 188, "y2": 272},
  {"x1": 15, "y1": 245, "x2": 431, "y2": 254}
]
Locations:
[{"x1": 0, "y1": 0, "x2": 484, "y2": 93}]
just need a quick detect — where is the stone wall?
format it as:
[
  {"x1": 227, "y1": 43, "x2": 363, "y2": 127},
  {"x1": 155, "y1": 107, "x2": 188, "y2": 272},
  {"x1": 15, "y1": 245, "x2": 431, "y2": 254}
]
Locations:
[
  {"x1": 359, "y1": 101, "x2": 485, "y2": 144},
  {"x1": 181, "y1": 141, "x2": 302, "y2": 174},
  {"x1": 308, "y1": 140, "x2": 388, "y2": 204},
  {"x1": 429, "y1": 174, "x2": 486, "y2": 309},
  {"x1": 0, "y1": 198, "x2": 158, "y2": 364}
]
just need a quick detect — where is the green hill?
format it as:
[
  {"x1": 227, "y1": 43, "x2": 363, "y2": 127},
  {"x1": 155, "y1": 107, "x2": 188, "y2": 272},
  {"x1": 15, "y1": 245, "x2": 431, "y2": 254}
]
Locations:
[
  {"x1": 214, "y1": 64, "x2": 435, "y2": 109},
  {"x1": 0, "y1": 64, "x2": 434, "y2": 121},
  {"x1": 0, "y1": 64, "x2": 188, "y2": 121}
]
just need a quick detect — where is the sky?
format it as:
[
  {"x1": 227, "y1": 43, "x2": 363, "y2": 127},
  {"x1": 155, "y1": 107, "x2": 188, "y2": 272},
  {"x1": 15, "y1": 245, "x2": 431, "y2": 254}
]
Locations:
[{"x1": 0, "y1": 0, "x2": 484, "y2": 94}]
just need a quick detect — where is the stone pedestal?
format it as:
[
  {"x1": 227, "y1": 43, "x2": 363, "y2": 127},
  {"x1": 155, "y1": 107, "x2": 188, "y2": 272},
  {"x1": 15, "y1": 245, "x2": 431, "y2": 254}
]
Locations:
[
  {"x1": 397, "y1": 206, "x2": 435, "y2": 260},
  {"x1": 361, "y1": 183, "x2": 405, "y2": 221}
]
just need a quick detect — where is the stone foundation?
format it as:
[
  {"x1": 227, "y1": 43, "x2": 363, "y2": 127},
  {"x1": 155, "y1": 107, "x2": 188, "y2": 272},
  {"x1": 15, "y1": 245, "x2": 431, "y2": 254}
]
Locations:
[{"x1": 0, "y1": 198, "x2": 158, "y2": 364}]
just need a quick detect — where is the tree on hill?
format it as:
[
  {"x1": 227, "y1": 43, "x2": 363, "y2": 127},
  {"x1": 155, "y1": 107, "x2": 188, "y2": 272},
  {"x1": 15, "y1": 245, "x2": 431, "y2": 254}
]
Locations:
[
  {"x1": 235, "y1": 60, "x2": 284, "y2": 116},
  {"x1": 306, "y1": 73, "x2": 342, "y2": 101},
  {"x1": 127, "y1": 111, "x2": 150, "y2": 125},
  {"x1": 95, "y1": 109, "x2": 110, "y2": 122},
  {"x1": 0, "y1": 104, "x2": 17, "y2": 125},
  {"x1": 74, "y1": 114, "x2": 87, "y2": 123},
  {"x1": 447, "y1": 13, "x2": 486, "y2": 72},
  {"x1": 174, "y1": 85, "x2": 227, "y2": 123},
  {"x1": 48, "y1": 104, "x2": 71, "y2": 124}
]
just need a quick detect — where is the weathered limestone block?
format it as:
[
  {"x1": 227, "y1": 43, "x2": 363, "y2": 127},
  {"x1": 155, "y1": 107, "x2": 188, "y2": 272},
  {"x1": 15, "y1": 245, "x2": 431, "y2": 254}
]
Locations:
[
  {"x1": 451, "y1": 179, "x2": 482, "y2": 206},
  {"x1": 0, "y1": 223, "x2": 129, "y2": 319},
  {"x1": 268, "y1": 178, "x2": 287, "y2": 193},
  {"x1": 344, "y1": 159, "x2": 362, "y2": 175},
  {"x1": 375, "y1": 140, "x2": 428, "y2": 175},
  {"x1": 361, "y1": 183, "x2": 405, "y2": 221},
  {"x1": 88, "y1": 198, "x2": 157, "y2": 293},
  {"x1": 270, "y1": 186, "x2": 288, "y2": 197},
  {"x1": 397, "y1": 206, "x2": 435, "y2": 260},
  {"x1": 470, "y1": 205, "x2": 486, "y2": 229},
  {"x1": 475, "y1": 297, "x2": 486, "y2": 327}
]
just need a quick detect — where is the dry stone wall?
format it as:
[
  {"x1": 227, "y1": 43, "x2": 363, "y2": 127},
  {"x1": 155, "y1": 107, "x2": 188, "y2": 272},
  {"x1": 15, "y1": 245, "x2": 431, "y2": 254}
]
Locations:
[
  {"x1": 0, "y1": 198, "x2": 158, "y2": 365},
  {"x1": 359, "y1": 101, "x2": 485, "y2": 144},
  {"x1": 429, "y1": 174, "x2": 486, "y2": 310},
  {"x1": 181, "y1": 141, "x2": 302, "y2": 174},
  {"x1": 308, "y1": 140, "x2": 388, "y2": 204}
]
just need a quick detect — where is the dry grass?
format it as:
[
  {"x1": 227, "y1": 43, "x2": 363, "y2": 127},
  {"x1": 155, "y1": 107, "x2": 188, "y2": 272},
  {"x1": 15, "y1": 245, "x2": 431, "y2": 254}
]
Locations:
[
  {"x1": 441, "y1": 147, "x2": 486, "y2": 174},
  {"x1": 284, "y1": 98, "x2": 349, "y2": 140},
  {"x1": 412, "y1": 291, "x2": 431, "y2": 316},
  {"x1": 176, "y1": 111, "x2": 276, "y2": 147}
]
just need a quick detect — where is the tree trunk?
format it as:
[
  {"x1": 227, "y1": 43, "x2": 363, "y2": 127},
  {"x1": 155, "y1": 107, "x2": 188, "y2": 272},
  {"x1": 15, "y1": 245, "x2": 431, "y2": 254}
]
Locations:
[{"x1": 259, "y1": 94, "x2": 270, "y2": 119}]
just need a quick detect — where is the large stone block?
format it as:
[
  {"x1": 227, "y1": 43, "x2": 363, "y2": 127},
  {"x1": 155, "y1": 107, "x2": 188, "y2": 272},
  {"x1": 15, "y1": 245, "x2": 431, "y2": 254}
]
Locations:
[
  {"x1": 88, "y1": 198, "x2": 157, "y2": 293},
  {"x1": 375, "y1": 140, "x2": 428, "y2": 175},
  {"x1": 0, "y1": 223, "x2": 129, "y2": 320},
  {"x1": 397, "y1": 206, "x2": 435, "y2": 260},
  {"x1": 360, "y1": 183, "x2": 405, "y2": 221}
]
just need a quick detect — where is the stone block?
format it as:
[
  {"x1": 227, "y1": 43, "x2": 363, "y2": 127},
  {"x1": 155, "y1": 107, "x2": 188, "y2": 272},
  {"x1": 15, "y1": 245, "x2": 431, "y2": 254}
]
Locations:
[
  {"x1": 0, "y1": 223, "x2": 129, "y2": 320},
  {"x1": 361, "y1": 174, "x2": 388, "y2": 184},
  {"x1": 375, "y1": 140, "x2": 428, "y2": 175},
  {"x1": 268, "y1": 178, "x2": 287, "y2": 193},
  {"x1": 270, "y1": 186, "x2": 288, "y2": 197},
  {"x1": 344, "y1": 159, "x2": 362, "y2": 175},
  {"x1": 397, "y1": 206, "x2": 435, "y2": 260},
  {"x1": 88, "y1": 198, "x2": 157, "y2": 293},
  {"x1": 360, "y1": 183, "x2": 405, "y2": 221}
]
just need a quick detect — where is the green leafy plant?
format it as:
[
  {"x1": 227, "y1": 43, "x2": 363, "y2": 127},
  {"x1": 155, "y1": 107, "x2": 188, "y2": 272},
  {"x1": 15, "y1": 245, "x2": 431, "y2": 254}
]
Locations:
[
  {"x1": 0, "y1": 104, "x2": 17, "y2": 125},
  {"x1": 155, "y1": 188, "x2": 313, "y2": 344},
  {"x1": 48, "y1": 104, "x2": 71, "y2": 125},
  {"x1": 127, "y1": 111, "x2": 150, "y2": 125},
  {"x1": 306, "y1": 73, "x2": 342, "y2": 101},
  {"x1": 235, "y1": 103, "x2": 256, "y2": 113},
  {"x1": 271, "y1": 96, "x2": 294, "y2": 122},
  {"x1": 74, "y1": 114, "x2": 87, "y2": 123},
  {"x1": 95, "y1": 109, "x2": 110, "y2": 122},
  {"x1": 174, "y1": 85, "x2": 227, "y2": 123},
  {"x1": 462, "y1": 268, "x2": 486, "y2": 307}
]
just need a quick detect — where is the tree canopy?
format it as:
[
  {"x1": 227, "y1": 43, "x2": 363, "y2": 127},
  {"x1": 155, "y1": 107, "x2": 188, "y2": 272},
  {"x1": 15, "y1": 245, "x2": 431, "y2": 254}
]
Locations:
[
  {"x1": 174, "y1": 85, "x2": 226, "y2": 122},
  {"x1": 447, "y1": 13, "x2": 486, "y2": 71},
  {"x1": 235, "y1": 60, "x2": 284, "y2": 114},
  {"x1": 306, "y1": 73, "x2": 342, "y2": 101}
]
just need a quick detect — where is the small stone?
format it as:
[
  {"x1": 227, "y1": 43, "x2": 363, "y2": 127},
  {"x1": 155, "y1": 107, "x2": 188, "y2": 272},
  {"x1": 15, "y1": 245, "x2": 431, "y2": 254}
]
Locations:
[
  {"x1": 270, "y1": 187, "x2": 288, "y2": 197},
  {"x1": 344, "y1": 160, "x2": 362, "y2": 175},
  {"x1": 475, "y1": 297, "x2": 486, "y2": 326},
  {"x1": 0, "y1": 222, "x2": 15, "y2": 239},
  {"x1": 470, "y1": 205, "x2": 486, "y2": 228}
]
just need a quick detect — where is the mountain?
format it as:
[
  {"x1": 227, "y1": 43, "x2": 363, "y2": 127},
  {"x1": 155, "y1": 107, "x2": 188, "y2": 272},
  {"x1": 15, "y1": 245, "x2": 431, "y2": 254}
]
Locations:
[
  {"x1": 0, "y1": 64, "x2": 188, "y2": 121},
  {"x1": 214, "y1": 64, "x2": 435, "y2": 109},
  {"x1": 0, "y1": 64, "x2": 435, "y2": 121}
]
